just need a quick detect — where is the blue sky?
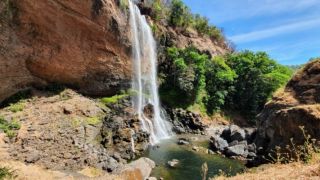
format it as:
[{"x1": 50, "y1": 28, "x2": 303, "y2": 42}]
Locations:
[{"x1": 183, "y1": 0, "x2": 320, "y2": 65}]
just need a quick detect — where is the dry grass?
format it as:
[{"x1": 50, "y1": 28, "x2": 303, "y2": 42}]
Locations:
[{"x1": 214, "y1": 154, "x2": 320, "y2": 180}]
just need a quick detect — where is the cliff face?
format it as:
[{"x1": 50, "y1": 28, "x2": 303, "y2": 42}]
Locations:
[
  {"x1": 0, "y1": 0, "x2": 132, "y2": 102},
  {"x1": 256, "y1": 59, "x2": 320, "y2": 153},
  {"x1": 0, "y1": 0, "x2": 229, "y2": 103}
]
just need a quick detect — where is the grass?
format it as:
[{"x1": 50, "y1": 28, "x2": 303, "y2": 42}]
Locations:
[
  {"x1": 8, "y1": 102, "x2": 25, "y2": 113},
  {"x1": 0, "y1": 166, "x2": 16, "y2": 180},
  {"x1": 0, "y1": 117, "x2": 21, "y2": 139}
]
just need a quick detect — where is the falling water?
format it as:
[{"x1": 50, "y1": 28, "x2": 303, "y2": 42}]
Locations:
[{"x1": 128, "y1": 0, "x2": 172, "y2": 145}]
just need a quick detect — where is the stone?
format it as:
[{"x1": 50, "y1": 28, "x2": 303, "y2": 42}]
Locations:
[
  {"x1": 120, "y1": 158, "x2": 155, "y2": 179},
  {"x1": 192, "y1": 146, "x2": 199, "y2": 152},
  {"x1": 248, "y1": 143, "x2": 256, "y2": 152},
  {"x1": 247, "y1": 152, "x2": 257, "y2": 158},
  {"x1": 210, "y1": 136, "x2": 228, "y2": 151},
  {"x1": 230, "y1": 125, "x2": 246, "y2": 142},
  {"x1": 25, "y1": 151, "x2": 40, "y2": 163},
  {"x1": 177, "y1": 139, "x2": 190, "y2": 145},
  {"x1": 167, "y1": 159, "x2": 179, "y2": 168},
  {"x1": 225, "y1": 144, "x2": 248, "y2": 158},
  {"x1": 147, "y1": 177, "x2": 157, "y2": 180}
]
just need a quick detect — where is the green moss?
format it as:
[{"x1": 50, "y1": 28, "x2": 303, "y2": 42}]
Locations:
[
  {"x1": 100, "y1": 94, "x2": 129, "y2": 105},
  {"x1": 8, "y1": 102, "x2": 25, "y2": 113},
  {"x1": 71, "y1": 118, "x2": 81, "y2": 128},
  {"x1": 0, "y1": 117, "x2": 21, "y2": 139},
  {"x1": 85, "y1": 116, "x2": 102, "y2": 126}
]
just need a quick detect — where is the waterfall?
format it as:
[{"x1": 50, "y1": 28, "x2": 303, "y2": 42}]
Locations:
[{"x1": 128, "y1": 0, "x2": 172, "y2": 145}]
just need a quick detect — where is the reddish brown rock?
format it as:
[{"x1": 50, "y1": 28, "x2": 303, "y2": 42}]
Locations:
[{"x1": 0, "y1": 0, "x2": 132, "y2": 102}]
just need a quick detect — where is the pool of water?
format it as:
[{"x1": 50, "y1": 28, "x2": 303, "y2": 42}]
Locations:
[{"x1": 144, "y1": 137, "x2": 245, "y2": 180}]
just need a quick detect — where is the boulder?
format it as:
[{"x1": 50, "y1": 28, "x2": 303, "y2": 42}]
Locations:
[
  {"x1": 229, "y1": 125, "x2": 246, "y2": 142},
  {"x1": 119, "y1": 158, "x2": 156, "y2": 179},
  {"x1": 225, "y1": 144, "x2": 248, "y2": 158},
  {"x1": 210, "y1": 136, "x2": 228, "y2": 151}
]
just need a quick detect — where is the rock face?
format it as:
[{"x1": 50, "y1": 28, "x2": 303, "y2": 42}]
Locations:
[
  {"x1": 256, "y1": 59, "x2": 320, "y2": 154},
  {"x1": 0, "y1": 0, "x2": 131, "y2": 103},
  {"x1": 167, "y1": 108, "x2": 207, "y2": 134},
  {"x1": 100, "y1": 97, "x2": 150, "y2": 160}
]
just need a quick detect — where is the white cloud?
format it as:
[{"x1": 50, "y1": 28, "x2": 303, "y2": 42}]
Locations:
[{"x1": 229, "y1": 18, "x2": 320, "y2": 43}]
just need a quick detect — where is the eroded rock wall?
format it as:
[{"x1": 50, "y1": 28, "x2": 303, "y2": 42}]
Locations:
[{"x1": 0, "y1": 0, "x2": 132, "y2": 102}]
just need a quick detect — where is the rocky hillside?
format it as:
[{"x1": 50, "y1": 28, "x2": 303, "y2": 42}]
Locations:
[
  {"x1": 255, "y1": 59, "x2": 320, "y2": 154},
  {"x1": 0, "y1": 0, "x2": 229, "y2": 103}
]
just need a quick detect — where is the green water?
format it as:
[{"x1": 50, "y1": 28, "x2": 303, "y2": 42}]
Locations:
[{"x1": 144, "y1": 137, "x2": 245, "y2": 180}]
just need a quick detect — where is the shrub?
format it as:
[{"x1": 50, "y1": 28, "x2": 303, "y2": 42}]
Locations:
[
  {"x1": 162, "y1": 46, "x2": 208, "y2": 106},
  {"x1": 205, "y1": 56, "x2": 236, "y2": 114},
  {"x1": 169, "y1": 0, "x2": 192, "y2": 28},
  {"x1": 224, "y1": 51, "x2": 293, "y2": 120}
]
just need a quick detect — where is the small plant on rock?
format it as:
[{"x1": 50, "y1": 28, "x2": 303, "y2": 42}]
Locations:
[{"x1": 0, "y1": 166, "x2": 16, "y2": 180}]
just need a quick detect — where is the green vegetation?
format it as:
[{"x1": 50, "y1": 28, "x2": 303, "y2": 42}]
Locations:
[
  {"x1": 100, "y1": 94, "x2": 129, "y2": 105},
  {"x1": 224, "y1": 51, "x2": 293, "y2": 120},
  {"x1": 161, "y1": 46, "x2": 292, "y2": 122},
  {"x1": 161, "y1": 46, "x2": 208, "y2": 110},
  {"x1": 0, "y1": 117, "x2": 21, "y2": 139},
  {"x1": 204, "y1": 56, "x2": 237, "y2": 114},
  {"x1": 146, "y1": 0, "x2": 224, "y2": 41},
  {"x1": 119, "y1": 0, "x2": 128, "y2": 11},
  {"x1": 85, "y1": 116, "x2": 102, "y2": 126},
  {"x1": 168, "y1": 0, "x2": 223, "y2": 40},
  {"x1": 0, "y1": 166, "x2": 16, "y2": 180},
  {"x1": 8, "y1": 102, "x2": 25, "y2": 113}
]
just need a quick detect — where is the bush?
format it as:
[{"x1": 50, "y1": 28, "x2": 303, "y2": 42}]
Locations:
[
  {"x1": 162, "y1": 46, "x2": 208, "y2": 106},
  {"x1": 169, "y1": 0, "x2": 192, "y2": 28},
  {"x1": 161, "y1": 47, "x2": 292, "y2": 121},
  {"x1": 224, "y1": 51, "x2": 293, "y2": 120},
  {"x1": 205, "y1": 56, "x2": 236, "y2": 114}
]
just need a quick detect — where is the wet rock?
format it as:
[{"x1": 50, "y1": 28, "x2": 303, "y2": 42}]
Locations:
[
  {"x1": 167, "y1": 159, "x2": 179, "y2": 168},
  {"x1": 177, "y1": 138, "x2": 190, "y2": 145}
]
